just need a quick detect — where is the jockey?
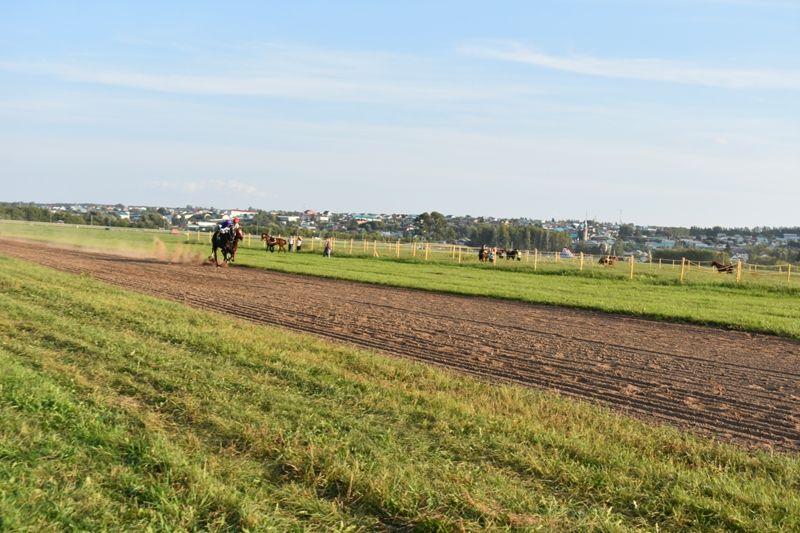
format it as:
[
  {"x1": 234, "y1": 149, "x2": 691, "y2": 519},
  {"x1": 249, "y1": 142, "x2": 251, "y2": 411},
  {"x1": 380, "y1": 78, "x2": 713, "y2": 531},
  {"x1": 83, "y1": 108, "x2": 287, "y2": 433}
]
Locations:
[
  {"x1": 232, "y1": 217, "x2": 241, "y2": 234},
  {"x1": 219, "y1": 215, "x2": 232, "y2": 234}
]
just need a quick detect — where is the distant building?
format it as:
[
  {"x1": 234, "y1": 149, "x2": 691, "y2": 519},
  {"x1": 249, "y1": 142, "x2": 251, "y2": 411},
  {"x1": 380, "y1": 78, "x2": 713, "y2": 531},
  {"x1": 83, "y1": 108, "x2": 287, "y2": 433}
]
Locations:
[
  {"x1": 228, "y1": 209, "x2": 258, "y2": 219},
  {"x1": 646, "y1": 239, "x2": 675, "y2": 249}
]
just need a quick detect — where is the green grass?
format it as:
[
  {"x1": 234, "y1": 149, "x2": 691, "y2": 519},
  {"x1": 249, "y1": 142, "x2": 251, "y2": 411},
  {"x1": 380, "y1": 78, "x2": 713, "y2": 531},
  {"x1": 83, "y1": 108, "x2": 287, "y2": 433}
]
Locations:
[
  {"x1": 4, "y1": 220, "x2": 800, "y2": 340},
  {"x1": 0, "y1": 220, "x2": 192, "y2": 256},
  {"x1": 0, "y1": 255, "x2": 798, "y2": 531}
]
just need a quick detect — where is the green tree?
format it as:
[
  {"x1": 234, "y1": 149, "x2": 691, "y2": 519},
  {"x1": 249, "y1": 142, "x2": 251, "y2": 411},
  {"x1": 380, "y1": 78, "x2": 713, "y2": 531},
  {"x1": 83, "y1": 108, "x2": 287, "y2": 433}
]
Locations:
[
  {"x1": 414, "y1": 212, "x2": 455, "y2": 242},
  {"x1": 618, "y1": 224, "x2": 634, "y2": 239}
]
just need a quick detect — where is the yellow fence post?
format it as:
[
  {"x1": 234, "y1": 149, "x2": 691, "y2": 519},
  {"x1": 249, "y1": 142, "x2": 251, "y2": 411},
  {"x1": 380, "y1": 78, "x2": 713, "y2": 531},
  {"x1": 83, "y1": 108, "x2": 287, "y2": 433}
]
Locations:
[
  {"x1": 348, "y1": 239, "x2": 353, "y2": 255},
  {"x1": 373, "y1": 240, "x2": 379, "y2": 257},
  {"x1": 458, "y1": 246, "x2": 462, "y2": 264},
  {"x1": 629, "y1": 255, "x2": 634, "y2": 280},
  {"x1": 680, "y1": 257, "x2": 686, "y2": 283},
  {"x1": 534, "y1": 249, "x2": 538, "y2": 271},
  {"x1": 580, "y1": 252, "x2": 584, "y2": 272},
  {"x1": 788, "y1": 264, "x2": 792, "y2": 284},
  {"x1": 659, "y1": 258, "x2": 662, "y2": 270},
  {"x1": 555, "y1": 251, "x2": 559, "y2": 263},
  {"x1": 425, "y1": 243, "x2": 430, "y2": 261},
  {"x1": 412, "y1": 243, "x2": 417, "y2": 258},
  {"x1": 736, "y1": 260, "x2": 742, "y2": 283}
]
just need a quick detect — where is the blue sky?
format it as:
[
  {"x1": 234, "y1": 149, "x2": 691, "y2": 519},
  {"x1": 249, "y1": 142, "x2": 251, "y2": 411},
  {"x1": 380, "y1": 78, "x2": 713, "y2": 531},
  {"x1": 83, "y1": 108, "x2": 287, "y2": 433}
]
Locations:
[{"x1": 1, "y1": 0, "x2": 798, "y2": 227}]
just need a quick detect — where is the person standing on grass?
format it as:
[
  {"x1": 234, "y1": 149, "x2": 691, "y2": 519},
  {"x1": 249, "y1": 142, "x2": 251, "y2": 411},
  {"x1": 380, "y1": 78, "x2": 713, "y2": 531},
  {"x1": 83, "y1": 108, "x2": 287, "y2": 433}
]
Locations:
[
  {"x1": 323, "y1": 238, "x2": 332, "y2": 257},
  {"x1": 296, "y1": 235, "x2": 303, "y2": 252},
  {"x1": 288, "y1": 235, "x2": 294, "y2": 252}
]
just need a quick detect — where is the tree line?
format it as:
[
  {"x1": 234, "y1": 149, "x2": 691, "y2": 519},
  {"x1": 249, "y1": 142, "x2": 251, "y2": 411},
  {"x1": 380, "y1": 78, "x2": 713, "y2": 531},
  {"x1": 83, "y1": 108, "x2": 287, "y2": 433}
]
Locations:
[
  {"x1": 414, "y1": 212, "x2": 571, "y2": 251},
  {"x1": 244, "y1": 210, "x2": 572, "y2": 252},
  {"x1": 0, "y1": 203, "x2": 169, "y2": 229}
]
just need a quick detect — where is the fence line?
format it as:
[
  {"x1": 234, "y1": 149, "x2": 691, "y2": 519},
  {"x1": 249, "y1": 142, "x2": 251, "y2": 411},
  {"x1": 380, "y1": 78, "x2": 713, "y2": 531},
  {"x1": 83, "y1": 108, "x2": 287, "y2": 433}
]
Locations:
[
  {"x1": 227, "y1": 235, "x2": 798, "y2": 288},
  {"x1": 4, "y1": 221, "x2": 794, "y2": 288}
]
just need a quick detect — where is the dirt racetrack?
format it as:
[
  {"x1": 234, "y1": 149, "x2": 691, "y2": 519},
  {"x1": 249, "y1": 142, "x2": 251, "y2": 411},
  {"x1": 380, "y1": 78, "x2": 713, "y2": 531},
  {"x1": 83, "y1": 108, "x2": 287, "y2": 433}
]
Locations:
[{"x1": 3, "y1": 239, "x2": 800, "y2": 452}]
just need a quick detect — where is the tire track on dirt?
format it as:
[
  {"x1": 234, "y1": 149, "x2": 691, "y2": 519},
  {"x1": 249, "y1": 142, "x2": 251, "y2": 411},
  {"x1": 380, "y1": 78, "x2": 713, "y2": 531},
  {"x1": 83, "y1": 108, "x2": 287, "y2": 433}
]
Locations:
[{"x1": 3, "y1": 239, "x2": 799, "y2": 452}]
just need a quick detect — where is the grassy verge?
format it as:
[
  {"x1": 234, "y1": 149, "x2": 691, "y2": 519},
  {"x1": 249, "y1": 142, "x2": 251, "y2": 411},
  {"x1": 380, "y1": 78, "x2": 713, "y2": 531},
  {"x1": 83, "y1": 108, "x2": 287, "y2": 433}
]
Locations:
[
  {"x1": 0, "y1": 255, "x2": 798, "y2": 531},
  {"x1": 3, "y1": 220, "x2": 800, "y2": 340}
]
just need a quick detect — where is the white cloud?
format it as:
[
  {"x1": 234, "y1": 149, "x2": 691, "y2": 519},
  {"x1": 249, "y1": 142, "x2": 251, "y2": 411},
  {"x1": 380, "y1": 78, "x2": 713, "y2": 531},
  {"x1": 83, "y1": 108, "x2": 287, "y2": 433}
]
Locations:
[
  {"x1": 461, "y1": 41, "x2": 800, "y2": 90},
  {"x1": 0, "y1": 42, "x2": 534, "y2": 104},
  {"x1": 703, "y1": 0, "x2": 800, "y2": 8}
]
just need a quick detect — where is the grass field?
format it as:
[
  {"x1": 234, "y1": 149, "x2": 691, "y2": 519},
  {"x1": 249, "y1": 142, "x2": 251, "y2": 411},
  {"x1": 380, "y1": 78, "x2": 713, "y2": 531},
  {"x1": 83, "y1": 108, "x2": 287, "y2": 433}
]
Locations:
[
  {"x1": 1, "y1": 254, "x2": 799, "y2": 531},
  {"x1": 3, "y1": 220, "x2": 799, "y2": 340}
]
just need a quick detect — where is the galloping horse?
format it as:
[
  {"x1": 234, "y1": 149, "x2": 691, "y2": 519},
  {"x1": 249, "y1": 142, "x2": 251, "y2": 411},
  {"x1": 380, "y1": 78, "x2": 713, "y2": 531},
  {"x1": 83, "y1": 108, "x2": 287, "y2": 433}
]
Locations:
[
  {"x1": 210, "y1": 227, "x2": 243, "y2": 267},
  {"x1": 711, "y1": 260, "x2": 734, "y2": 274},
  {"x1": 503, "y1": 249, "x2": 522, "y2": 261},
  {"x1": 261, "y1": 233, "x2": 288, "y2": 253}
]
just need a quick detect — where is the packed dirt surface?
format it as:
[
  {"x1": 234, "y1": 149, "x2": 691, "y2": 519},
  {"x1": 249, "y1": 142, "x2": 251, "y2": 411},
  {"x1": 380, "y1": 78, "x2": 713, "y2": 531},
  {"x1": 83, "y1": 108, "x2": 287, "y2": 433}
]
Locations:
[{"x1": 4, "y1": 239, "x2": 799, "y2": 452}]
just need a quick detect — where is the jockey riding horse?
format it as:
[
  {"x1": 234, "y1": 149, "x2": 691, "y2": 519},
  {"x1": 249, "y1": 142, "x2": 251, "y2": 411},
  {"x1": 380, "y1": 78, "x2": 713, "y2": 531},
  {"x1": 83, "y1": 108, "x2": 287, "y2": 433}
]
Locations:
[{"x1": 211, "y1": 217, "x2": 243, "y2": 266}]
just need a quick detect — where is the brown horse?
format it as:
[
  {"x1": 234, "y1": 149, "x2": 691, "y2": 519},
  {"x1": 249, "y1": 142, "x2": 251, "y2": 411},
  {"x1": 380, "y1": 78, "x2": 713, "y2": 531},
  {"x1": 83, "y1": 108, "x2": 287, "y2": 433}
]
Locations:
[
  {"x1": 210, "y1": 228, "x2": 243, "y2": 267},
  {"x1": 711, "y1": 260, "x2": 734, "y2": 274},
  {"x1": 261, "y1": 233, "x2": 287, "y2": 252},
  {"x1": 598, "y1": 255, "x2": 620, "y2": 266}
]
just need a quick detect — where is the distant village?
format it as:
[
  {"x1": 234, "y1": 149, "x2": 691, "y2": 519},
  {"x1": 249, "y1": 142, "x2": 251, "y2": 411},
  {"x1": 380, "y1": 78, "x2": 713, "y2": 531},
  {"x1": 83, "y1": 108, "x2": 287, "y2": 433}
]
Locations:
[{"x1": 5, "y1": 202, "x2": 800, "y2": 264}]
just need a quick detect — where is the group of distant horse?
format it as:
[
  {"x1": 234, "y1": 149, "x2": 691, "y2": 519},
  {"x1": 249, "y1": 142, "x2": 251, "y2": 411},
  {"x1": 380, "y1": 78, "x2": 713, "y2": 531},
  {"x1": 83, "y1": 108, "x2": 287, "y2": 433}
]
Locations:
[
  {"x1": 210, "y1": 231, "x2": 289, "y2": 266},
  {"x1": 478, "y1": 246, "x2": 521, "y2": 262},
  {"x1": 598, "y1": 255, "x2": 621, "y2": 266},
  {"x1": 594, "y1": 255, "x2": 735, "y2": 273},
  {"x1": 212, "y1": 233, "x2": 738, "y2": 274}
]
